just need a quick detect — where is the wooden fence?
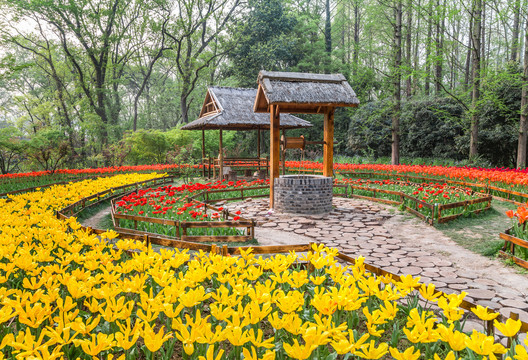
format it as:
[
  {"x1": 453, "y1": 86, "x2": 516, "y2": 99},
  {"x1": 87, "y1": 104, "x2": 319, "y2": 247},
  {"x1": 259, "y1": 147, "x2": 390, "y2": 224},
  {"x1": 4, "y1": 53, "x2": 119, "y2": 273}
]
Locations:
[
  {"x1": 499, "y1": 229, "x2": 528, "y2": 270},
  {"x1": 110, "y1": 192, "x2": 256, "y2": 243},
  {"x1": 56, "y1": 175, "x2": 178, "y2": 218},
  {"x1": 340, "y1": 171, "x2": 528, "y2": 206},
  {"x1": 191, "y1": 185, "x2": 269, "y2": 204},
  {"x1": 334, "y1": 182, "x2": 492, "y2": 225}
]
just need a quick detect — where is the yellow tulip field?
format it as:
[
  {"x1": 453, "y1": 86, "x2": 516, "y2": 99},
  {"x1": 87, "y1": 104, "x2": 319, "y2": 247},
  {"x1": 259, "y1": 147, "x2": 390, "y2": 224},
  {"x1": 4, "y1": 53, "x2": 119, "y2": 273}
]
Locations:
[{"x1": 0, "y1": 173, "x2": 526, "y2": 359}]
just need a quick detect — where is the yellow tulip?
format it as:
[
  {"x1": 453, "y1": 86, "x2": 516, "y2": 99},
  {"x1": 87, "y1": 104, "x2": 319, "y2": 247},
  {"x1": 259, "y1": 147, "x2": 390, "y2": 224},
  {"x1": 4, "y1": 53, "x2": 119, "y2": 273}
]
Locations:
[
  {"x1": 142, "y1": 323, "x2": 173, "y2": 352},
  {"x1": 471, "y1": 305, "x2": 500, "y2": 321},
  {"x1": 465, "y1": 329, "x2": 506, "y2": 356},
  {"x1": 495, "y1": 318, "x2": 522, "y2": 338},
  {"x1": 354, "y1": 340, "x2": 389, "y2": 359},
  {"x1": 76, "y1": 333, "x2": 115, "y2": 356},
  {"x1": 389, "y1": 346, "x2": 420, "y2": 360},
  {"x1": 198, "y1": 345, "x2": 225, "y2": 360},
  {"x1": 283, "y1": 338, "x2": 317, "y2": 360},
  {"x1": 419, "y1": 283, "x2": 441, "y2": 302}
]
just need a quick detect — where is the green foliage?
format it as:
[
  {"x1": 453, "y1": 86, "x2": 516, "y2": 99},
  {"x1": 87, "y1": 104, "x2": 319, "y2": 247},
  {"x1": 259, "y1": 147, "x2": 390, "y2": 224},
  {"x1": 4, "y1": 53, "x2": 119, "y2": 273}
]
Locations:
[
  {"x1": 0, "y1": 126, "x2": 24, "y2": 174},
  {"x1": 124, "y1": 129, "x2": 194, "y2": 165},
  {"x1": 348, "y1": 97, "x2": 466, "y2": 161},
  {"x1": 227, "y1": 0, "x2": 299, "y2": 87},
  {"x1": 25, "y1": 128, "x2": 70, "y2": 173}
]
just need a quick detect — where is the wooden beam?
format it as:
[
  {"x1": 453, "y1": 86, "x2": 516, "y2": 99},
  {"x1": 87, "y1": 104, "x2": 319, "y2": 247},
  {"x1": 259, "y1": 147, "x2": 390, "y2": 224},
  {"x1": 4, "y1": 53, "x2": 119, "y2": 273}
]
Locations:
[
  {"x1": 219, "y1": 129, "x2": 224, "y2": 180},
  {"x1": 202, "y1": 129, "x2": 206, "y2": 177},
  {"x1": 270, "y1": 105, "x2": 280, "y2": 208},
  {"x1": 323, "y1": 108, "x2": 335, "y2": 177},
  {"x1": 257, "y1": 128, "x2": 261, "y2": 171},
  {"x1": 281, "y1": 129, "x2": 286, "y2": 175}
]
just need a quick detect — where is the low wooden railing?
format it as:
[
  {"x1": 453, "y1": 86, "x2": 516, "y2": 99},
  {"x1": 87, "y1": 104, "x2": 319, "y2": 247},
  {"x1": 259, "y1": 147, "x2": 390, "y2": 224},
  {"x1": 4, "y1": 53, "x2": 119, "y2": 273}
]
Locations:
[
  {"x1": 110, "y1": 197, "x2": 255, "y2": 243},
  {"x1": 333, "y1": 182, "x2": 492, "y2": 225}
]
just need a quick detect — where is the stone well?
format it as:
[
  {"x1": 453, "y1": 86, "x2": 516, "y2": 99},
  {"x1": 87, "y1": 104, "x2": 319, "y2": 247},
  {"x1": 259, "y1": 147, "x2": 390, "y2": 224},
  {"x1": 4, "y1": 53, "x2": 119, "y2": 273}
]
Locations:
[{"x1": 274, "y1": 175, "x2": 333, "y2": 215}]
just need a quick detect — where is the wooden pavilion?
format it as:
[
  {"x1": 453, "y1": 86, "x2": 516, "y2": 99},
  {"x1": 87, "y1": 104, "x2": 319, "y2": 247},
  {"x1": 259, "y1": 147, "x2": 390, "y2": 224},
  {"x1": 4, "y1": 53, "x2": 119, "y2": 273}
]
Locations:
[
  {"x1": 253, "y1": 71, "x2": 359, "y2": 208},
  {"x1": 182, "y1": 86, "x2": 311, "y2": 179}
]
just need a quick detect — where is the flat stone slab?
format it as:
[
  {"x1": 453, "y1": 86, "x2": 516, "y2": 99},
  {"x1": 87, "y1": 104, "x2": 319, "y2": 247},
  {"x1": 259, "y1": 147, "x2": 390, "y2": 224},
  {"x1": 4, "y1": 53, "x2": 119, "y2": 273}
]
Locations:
[
  {"x1": 465, "y1": 289, "x2": 496, "y2": 300},
  {"x1": 499, "y1": 299, "x2": 528, "y2": 310}
]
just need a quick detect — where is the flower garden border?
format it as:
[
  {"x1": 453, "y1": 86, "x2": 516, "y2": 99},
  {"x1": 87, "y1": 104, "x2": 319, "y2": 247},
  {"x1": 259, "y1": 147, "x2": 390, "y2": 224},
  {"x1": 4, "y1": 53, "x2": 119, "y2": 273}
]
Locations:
[
  {"x1": 333, "y1": 182, "x2": 492, "y2": 225},
  {"x1": 21, "y1": 173, "x2": 528, "y2": 338},
  {"x1": 110, "y1": 196, "x2": 256, "y2": 243},
  {"x1": 340, "y1": 171, "x2": 528, "y2": 206}
]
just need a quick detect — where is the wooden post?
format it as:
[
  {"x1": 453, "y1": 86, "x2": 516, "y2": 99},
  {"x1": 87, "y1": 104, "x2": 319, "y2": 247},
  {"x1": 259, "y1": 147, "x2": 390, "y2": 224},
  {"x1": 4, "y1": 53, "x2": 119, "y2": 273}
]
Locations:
[
  {"x1": 281, "y1": 129, "x2": 286, "y2": 175},
  {"x1": 323, "y1": 108, "x2": 335, "y2": 177},
  {"x1": 201, "y1": 129, "x2": 206, "y2": 177},
  {"x1": 219, "y1": 129, "x2": 224, "y2": 180},
  {"x1": 270, "y1": 105, "x2": 280, "y2": 208},
  {"x1": 257, "y1": 128, "x2": 261, "y2": 171}
]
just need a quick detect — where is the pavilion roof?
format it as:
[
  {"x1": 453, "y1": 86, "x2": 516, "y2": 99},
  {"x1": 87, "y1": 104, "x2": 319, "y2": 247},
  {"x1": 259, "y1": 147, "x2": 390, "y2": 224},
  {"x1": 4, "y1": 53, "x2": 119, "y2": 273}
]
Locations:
[
  {"x1": 181, "y1": 87, "x2": 312, "y2": 130},
  {"x1": 253, "y1": 71, "x2": 360, "y2": 114}
]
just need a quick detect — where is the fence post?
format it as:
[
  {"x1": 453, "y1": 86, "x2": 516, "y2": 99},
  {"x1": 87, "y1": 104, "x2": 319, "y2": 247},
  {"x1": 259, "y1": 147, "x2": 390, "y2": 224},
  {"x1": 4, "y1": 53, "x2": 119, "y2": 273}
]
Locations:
[{"x1": 222, "y1": 245, "x2": 228, "y2": 257}]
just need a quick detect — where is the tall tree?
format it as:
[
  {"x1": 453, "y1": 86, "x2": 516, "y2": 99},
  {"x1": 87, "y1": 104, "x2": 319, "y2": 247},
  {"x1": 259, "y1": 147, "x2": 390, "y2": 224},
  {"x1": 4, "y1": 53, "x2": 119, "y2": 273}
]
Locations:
[
  {"x1": 434, "y1": 0, "x2": 444, "y2": 94},
  {"x1": 325, "y1": 0, "x2": 332, "y2": 54},
  {"x1": 164, "y1": 0, "x2": 241, "y2": 124},
  {"x1": 517, "y1": 12, "x2": 528, "y2": 168},
  {"x1": 392, "y1": 0, "x2": 403, "y2": 165},
  {"x1": 469, "y1": 0, "x2": 482, "y2": 159},
  {"x1": 511, "y1": 0, "x2": 522, "y2": 62}
]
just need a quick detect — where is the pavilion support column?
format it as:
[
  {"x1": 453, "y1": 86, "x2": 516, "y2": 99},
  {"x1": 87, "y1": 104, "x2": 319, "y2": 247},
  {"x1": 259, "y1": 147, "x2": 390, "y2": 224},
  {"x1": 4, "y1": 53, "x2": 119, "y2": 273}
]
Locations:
[
  {"x1": 281, "y1": 129, "x2": 286, "y2": 175},
  {"x1": 270, "y1": 105, "x2": 280, "y2": 208},
  {"x1": 202, "y1": 129, "x2": 206, "y2": 177},
  {"x1": 323, "y1": 108, "x2": 335, "y2": 177},
  {"x1": 257, "y1": 128, "x2": 261, "y2": 170},
  {"x1": 219, "y1": 129, "x2": 224, "y2": 180}
]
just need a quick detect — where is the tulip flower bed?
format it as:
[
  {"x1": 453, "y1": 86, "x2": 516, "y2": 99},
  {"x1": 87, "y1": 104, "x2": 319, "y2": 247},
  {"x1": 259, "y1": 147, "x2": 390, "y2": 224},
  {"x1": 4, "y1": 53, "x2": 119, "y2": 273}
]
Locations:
[
  {"x1": 111, "y1": 180, "x2": 269, "y2": 242},
  {"x1": 0, "y1": 163, "x2": 200, "y2": 195},
  {"x1": 334, "y1": 178, "x2": 491, "y2": 224},
  {"x1": 2, "y1": 172, "x2": 528, "y2": 359}
]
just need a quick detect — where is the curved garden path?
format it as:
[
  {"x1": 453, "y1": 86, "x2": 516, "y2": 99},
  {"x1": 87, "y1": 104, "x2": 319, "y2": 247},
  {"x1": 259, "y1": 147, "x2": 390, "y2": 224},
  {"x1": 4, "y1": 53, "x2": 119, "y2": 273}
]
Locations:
[{"x1": 223, "y1": 197, "x2": 528, "y2": 327}]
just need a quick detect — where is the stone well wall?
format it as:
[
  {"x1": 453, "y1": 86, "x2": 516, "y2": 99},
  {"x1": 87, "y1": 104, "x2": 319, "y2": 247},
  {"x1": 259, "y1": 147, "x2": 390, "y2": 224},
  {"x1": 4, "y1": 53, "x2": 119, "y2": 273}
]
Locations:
[{"x1": 274, "y1": 175, "x2": 333, "y2": 214}]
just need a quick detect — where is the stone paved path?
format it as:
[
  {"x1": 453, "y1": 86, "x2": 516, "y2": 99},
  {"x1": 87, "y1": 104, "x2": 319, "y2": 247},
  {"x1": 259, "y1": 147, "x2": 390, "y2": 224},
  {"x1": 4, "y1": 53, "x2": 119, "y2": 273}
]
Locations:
[{"x1": 224, "y1": 197, "x2": 528, "y2": 326}]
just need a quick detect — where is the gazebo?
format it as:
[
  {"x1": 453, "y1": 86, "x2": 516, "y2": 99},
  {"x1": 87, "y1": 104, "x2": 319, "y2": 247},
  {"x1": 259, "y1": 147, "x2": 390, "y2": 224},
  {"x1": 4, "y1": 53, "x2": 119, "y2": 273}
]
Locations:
[
  {"x1": 253, "y1": 71, "x2": 359, "y2": 209},
  {"x1": 182, "y1": 86, "x2": 311, "y2": 178}
]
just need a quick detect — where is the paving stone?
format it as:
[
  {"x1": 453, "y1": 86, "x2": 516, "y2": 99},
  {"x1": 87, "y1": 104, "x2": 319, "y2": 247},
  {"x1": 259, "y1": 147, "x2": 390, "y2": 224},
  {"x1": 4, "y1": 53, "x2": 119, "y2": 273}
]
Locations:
[
  {"x1": 400, "y1": 266, "x2": 422, "y2": 276},
  {"x1": 499, "y1": 299, "x2": 528, "y2": 310},
  {"x1": 475, "y1": 300, "x2": 501, "y2": 310},
  {"x1": 438, "y1": 277, "x2": 466, "y2": 284},
  {"x1": 260, "y1": 222, "x2": 277, "y2": 228},
  {"x1": 499, "y1": 308, "x2": 528, "y2": 323},
  {"x1": 465, "y1": 289, "x2": 496, "y2": 300},
  {"x1": 448, "y1": 283, "x2": 470, "y2": 291},
  {"x1": 475, "y1": 278, "x2": 500, "y2": 287},
  {"x1": 462, "y1": 320, "x2": 485, "y2": 333}
]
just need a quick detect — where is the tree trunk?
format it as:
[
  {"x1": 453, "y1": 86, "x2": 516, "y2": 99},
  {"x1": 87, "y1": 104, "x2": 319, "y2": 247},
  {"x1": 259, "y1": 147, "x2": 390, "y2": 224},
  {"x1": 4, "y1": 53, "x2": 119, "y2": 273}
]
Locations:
[
  {"x1": 464, "y1": 15, "x2": 473, "y2": 90},
  {"x1": 511, "y1": 0, "x2": 521, "y2": 62},
  {"x1": 435, "y1": 0, "x2": 444, "y2": 95},
  {"x1": 392, "y1": 0, "x2": 403, "y2": 165},
  {"x1": 353, "y1": 2, "x2": 360, "y2": 75},
  {"x1": 517, "y1": 18, "x2": 528, "y2": 168},
  {"x1": 425, "y1": 0, "x2": 432, "y2": 96},
  {"x1": 469, "y1": 0, "x2": 482, "y2": 159},
  {"x1": 325, "y1": 0, "x2": 332, "y2": 54},
  {"x1": 405, "y1": 0, "x2": 412, "y2": 97}
]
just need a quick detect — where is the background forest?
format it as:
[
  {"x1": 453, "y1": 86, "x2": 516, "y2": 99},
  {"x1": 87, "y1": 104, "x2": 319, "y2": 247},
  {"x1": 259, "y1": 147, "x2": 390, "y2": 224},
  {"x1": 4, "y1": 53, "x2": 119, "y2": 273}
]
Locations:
[{"x1": 0, "y1": 0, "x2": 527, "y2": 173}]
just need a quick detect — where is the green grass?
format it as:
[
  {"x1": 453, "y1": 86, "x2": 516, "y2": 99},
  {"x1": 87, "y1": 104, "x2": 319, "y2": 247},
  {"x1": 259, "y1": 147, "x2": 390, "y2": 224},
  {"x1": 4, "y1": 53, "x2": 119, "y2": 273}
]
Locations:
[
  {"x1": 435, "y1": 201, "x2": 515, "y2": 257},
  {"x1": 75, "y1": 200, "x2": 113, "y2": 222}
]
